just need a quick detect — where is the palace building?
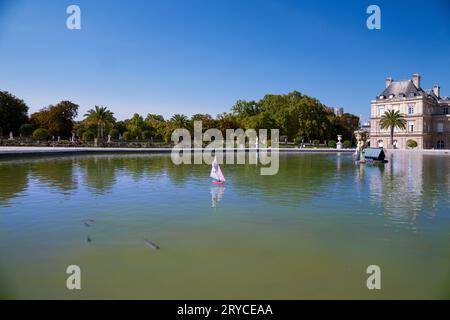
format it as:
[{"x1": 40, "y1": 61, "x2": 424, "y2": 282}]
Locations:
[{"x1": 370, "y1": 73, "x2": 450, "y2": 149}]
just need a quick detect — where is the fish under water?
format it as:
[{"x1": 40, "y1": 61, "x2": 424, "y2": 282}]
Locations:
[
  {"x1": 84, "y1": 222, "x2": 90, "y2": 227},
  {"x1": 144, "y1": 239, "x2": 160, "y2": 250},
  {"x1": 87, "y1": 235, "x2": 92, "y2": 243}
]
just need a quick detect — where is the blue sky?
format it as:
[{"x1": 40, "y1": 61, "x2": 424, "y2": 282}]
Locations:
[{"x1": 0, "y1": 0, "x2": 449, "y2": 122}]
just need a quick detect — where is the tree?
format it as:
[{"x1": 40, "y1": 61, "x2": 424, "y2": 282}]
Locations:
[
  {"x1": 333, "y1": 113, "x2": 360, "y2": 144},
  {"x1": 109, "y1": 129, "x2": 120, "y2": 140},
  {"x1": 380, "y1": 110, "x2": 407, "y2": 148},
  {"x1": 30, "y1": 101, "x2": 79, "y2": 138},
  {"x1": 191, "y1": 114, "x2": 215, "y2": 131},
  {"x1": 231, "y1": 100, "x2": 262, "y2": 118},
  {"x1": 114, "y1": 120, "x2": 127, "y2": 135},
  {"x1": 76, "y1": 127, "x2": 86, "y2": 139},
  {"x1": 0, "y1": 91, "x2": 29, "y2": 135},
  {"x1": 84, "y1": 106, "x2": 116, "y2": 140},
  {"x1": 20, "y1": 124, "x2": 34, "y2": 137},
  {"x1": 126, "y1": 113, "x2": 145, "y2": 138},
  {"x1": 122, "y1": 131, "x2": 133, "y2": 141},
  {"x1": 145, "y1": 114, "x2": 165, "y2": 141},
  {"x1": 145, "y1": 114, "x2": 165, "y2": 123},
  {"x1": 171, "y1": 114, "x2": 189, "y2": 129},
  {"x1": 215, "y1": 113, "x2": 240, "y2": 134},
  {"x1": 82, "y1": 131, "x2": 95, "y2": 141},
  {"x1": 142, "y1": 130, "x2": 152, "y2": 140}
]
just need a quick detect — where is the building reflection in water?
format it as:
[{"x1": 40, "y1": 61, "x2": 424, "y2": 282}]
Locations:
[{"x1": 365, "y1": 152, "x2": 449, "y2": 229}]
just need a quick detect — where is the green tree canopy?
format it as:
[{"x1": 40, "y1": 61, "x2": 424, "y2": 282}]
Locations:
[
  {"x1": 20, "y1": 124, "x2": 35, "y2": 137},
  {"x1": 84, "y1": 105, "x2": 116, "y2": 139},
  {"x1": 0, "y1": 91, "x2": 29, "y2": 135},
  {"x1": 171, "y1": 114, "x2": 189, "y2": 129},
  {"x1": 30, "y1": 101, "x2": 79, "y2": 138},
  {"x1": 380, "y1": 110, "x2": 407, "y2": 148}
]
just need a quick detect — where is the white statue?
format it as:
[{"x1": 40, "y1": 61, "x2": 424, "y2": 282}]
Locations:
[
  {"x1": 336, "y1": 135, "x2": 343, "y2": 149},
  {"x1": 9, "y1": 131, "x2": 13, "y2": 140}
]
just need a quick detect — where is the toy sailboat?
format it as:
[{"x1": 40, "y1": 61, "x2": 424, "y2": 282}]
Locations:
[{"x1": 210, "y1": 156, "x2": 226, "y2": 184}]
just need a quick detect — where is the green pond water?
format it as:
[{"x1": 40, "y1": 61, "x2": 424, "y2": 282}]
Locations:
[{"x1": 0, "y1": 152, "x2": 449, "y2": 299}]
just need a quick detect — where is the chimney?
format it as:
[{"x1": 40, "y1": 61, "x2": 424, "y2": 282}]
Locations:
[
  {"x1": 385, "y1": 77, "x2": 393, "y2": 88},
  {"x1": 433, "y1": 84, "x2": 440, "y2": 97},
  {"x1": 412, "y1": 73, "x2": 421, "y2": 88}
]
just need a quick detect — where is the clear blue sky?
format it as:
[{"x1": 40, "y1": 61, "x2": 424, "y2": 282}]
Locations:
[{"x1": 0, "y1": 0, "x2": 449, "y2": 122}]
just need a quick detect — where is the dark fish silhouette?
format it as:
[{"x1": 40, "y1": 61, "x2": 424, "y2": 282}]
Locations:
[
  {"x1": 84, "y1": 222, "x2": 90, "y2": 227},
  {"x1": 144, "y1": 239, "x2": 160, "y2": 250},
  {"x1": 87, "y1": 235, "x2": 92, "y2": 243},
  {"x1": 87, "y1": 219, "x2": 95, "y2": 223}
]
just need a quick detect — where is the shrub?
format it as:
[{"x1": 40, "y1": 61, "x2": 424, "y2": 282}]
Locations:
[
  {"x1": 109, "y1": 129, "x2": 120, "y2": 140},
  {"x1": 343, "y1": 140, "x2": 352, "y2": 148},
  {"x1": 312, "y1": 139, "x2": 320, "y2": 146},
  {"x1": 293, "y1": 137, "x2": 301, "y2": 145},
  {"x1": 328, "y1": 140, "x2": 337, "y2": 148},
  {"x1": 407, "y1": 139, "x2": 417, "y2": 148},
  {"x1": 0, "y1": 127, "x2": 3, "y2": 137},
  {"x1": 20, "y1": 124, "x2": 34, "y2": 137},
  {"x1": 33, "y1": 128, "x2": 49, "y2": 140},
  {"x1": 82, "y1": 130, "x2": 95, "y2": 141},
  {"x1": 123, "y1": 131, "x2": 134, "y2": 141}
]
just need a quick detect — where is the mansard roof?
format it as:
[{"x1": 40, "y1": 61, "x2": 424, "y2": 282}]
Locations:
[
  {"x1": 376, "y1": 80, "x2": 443, "y2": 102},
  {"x1": 377, "y1": 80, "x2": 426, "y2": 100}
]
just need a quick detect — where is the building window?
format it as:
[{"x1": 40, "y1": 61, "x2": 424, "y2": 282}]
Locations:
[
  {"x1": 378, "y1": 106, "x2": 384, "y2": 116},
  {"x1": 437, "y1": 140, "x2": 444, "y2": 149},
  {"x1": 437, "y1": 123, "x2": 444, "y2": 133},
  {"x1": 408, "y1": 105, "x2": 415, "y2": 115},
  {"x1": 408, "y1": 121, "x2": 414, "y2": 133},
  {"x1": 444, "y1": 107, "x2": 449, "y2": 115}
]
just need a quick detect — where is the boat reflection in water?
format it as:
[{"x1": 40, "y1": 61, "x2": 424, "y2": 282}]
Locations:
[{"x1": 211, "y1": 185, "x2": 226, "y2": 208}]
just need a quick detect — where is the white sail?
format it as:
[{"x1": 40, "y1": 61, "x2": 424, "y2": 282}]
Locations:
[{"x1": 210, "y1": 157, "x2": 220, "y2": 180}]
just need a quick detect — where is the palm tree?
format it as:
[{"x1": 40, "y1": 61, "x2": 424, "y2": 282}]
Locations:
[
  {"x1": 170, "y1": 114, "x2": 189, "y2": 128},
  {"x1": 380, "y1": 110, "x2": 407, "y2": 148},
  {"x1": 84, "y1": 106, "x2": 116, "y2": 140}
]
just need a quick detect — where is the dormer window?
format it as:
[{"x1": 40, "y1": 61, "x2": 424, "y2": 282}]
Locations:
[
  {"x1": 379, "y1": 95, "x2": 385, "y2": 100},
  {"x1": 409, "y1": 92, "x2": 415, "y2": 97},
  {"x1": 389, "y1": 94, "x2": 395, "y2": 99}
]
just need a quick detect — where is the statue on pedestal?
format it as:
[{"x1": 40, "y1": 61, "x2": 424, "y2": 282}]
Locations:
[
  {"x1": 354, "y1": 130, "x2": 368, "y2": 162},
  {"x1": 336, "y1": 135, "x2": 343, "y2": 149}
]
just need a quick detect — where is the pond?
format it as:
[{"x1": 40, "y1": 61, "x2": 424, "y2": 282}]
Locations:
[{"x1": 0, "y1": 152, "x2": 449, "y2": 299}]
